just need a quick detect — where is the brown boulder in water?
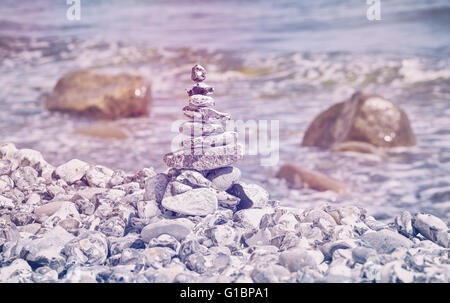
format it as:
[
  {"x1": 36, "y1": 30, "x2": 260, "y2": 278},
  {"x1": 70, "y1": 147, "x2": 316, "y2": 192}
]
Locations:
[
  {"x1": 45, "y1": 70, "x2": 151, "y2": 119},
  {"x1": 276, "y1": 164, "x2": 348, "y2": 194},
  {"x1": 302, "y1": 92, "x2": 416, "y2": 148}
]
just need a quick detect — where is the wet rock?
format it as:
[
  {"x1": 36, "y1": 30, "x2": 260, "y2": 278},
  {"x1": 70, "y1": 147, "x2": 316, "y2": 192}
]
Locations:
[
  {"x1": 302, "y1": 91, "x2": 416, "y2": 148},
  {"x1": 143, "y1": 173, "x2": 169, "y2": 203},
  {"x1": 64, "y1": 231, "x2": 108, "y2": 265},
  {"x1": 161, "y1": 188, "x2": 218, "y2": 216},
  {"x1": 276, "y1": 164, "x2": 348, "y2": 193},
  {"x1": 141, "y1": 218, "x2": 194, "y2": 242},
  {"x1": 45, "y1": 69, "x2": 151, "y2": 119},
  {"x1": 361, "y1": 229, "x2": 413, "y2": 254},
  {"x1": 207, "y1": 166, "x2": 241, "y2": 191},
  {"x1": 86, "y1": 165, "x2": 114, "y2": 188},
  {"x1": 227, "y1": 182, "x2": 269, "y2": 210},
  {"x1": 55, "y1": 159, "x2": 90, "y2": 184},
  {"x1": 21, "y1": 226, "x2": 74, "y2": 273},
  {"x1": 413, "y1": 213, "x2": 448, "y2": 247}
]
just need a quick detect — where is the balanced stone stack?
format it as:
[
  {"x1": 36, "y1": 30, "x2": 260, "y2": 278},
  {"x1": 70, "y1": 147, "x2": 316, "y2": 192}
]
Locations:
[{"x1": 163, "y1": 64, "x2": 243, "y2": 171}]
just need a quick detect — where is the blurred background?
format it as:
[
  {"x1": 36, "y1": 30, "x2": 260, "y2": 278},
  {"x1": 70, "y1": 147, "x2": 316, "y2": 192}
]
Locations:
[{"x1": 0, "y1": 0, "x2": 449, "y2": 223}]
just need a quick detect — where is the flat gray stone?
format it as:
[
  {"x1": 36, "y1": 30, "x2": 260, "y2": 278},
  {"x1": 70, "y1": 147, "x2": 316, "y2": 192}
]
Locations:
[
  {"x1": 161, "y1": 188, "x2": 218, "y2": 216},
  {"x1": 163, "y1": 144, "x2": 242, "y2": 171},
  {"x1": 361, "y1": 229, "x2": 413, "y2": 254},
  {"x1": 141, "y1": 218, "x2": 194, "y2": 242},
  {"x1": 183, "y1": 106, "x2": 230, "y2": 122},
  {"x1": 189, "y1": 94, "x2": 214, "y2": 107},
  {"x1": 413, "y1": 213, "x2": 448, "y2": 247},
  {"x1": 143, "y1": 173, "x2": 169, "y2": 203}
]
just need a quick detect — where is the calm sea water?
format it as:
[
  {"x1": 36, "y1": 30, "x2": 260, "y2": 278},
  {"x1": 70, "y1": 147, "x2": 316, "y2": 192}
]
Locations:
[{"x1": 0, "y1": 0, "x2": 449, "y2": 222}]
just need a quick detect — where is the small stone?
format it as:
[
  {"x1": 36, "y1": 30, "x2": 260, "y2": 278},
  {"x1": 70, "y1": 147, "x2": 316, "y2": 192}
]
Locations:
[
  {"x1": 251, "y1": 263, "x2": 291, "y2": 283},
  {"x1": 161, "y1": 188, "x2": 218, "y2": 216},
  {"x1": 209, "y1": 224, "x2": 237, "y2": 247},
  {"x1": 207, "y1": 166, "x2": 241, "y2": 191},
  {"x1": 64, "y1": 231, "x2": 108, "y2": 265},
  {"x1": 320, "y1": 240, "x2": 354, "y2": 261},
  {"x1": 35, "y1": 201, "x2": 79, "y2": 224},
  {"x1": 55, "y1": 159, "x2": 90, "y2": 184},
  {"x1": 185, "y1": 253, "x2": 207, "y2": 273},
  {"x1": 11, "y1": 166, "x2": 38, "y2": 191},
  {"x1": 413, "y1": 213, "x2": 448, "y2": 247},
  {"x1": 99, "y1": 216, "x2": 126, "y2": 237},
  {"x1": 179, "y1": 121, "x2": 224, "y2": 137},
  {"x1": 85, "y1": 165, "x2": 114, "y2": 188},
  {"x1": 148, "y1": 234, "x2": 180, "y2": 252},
  {"x1": 21, "y1": 226, "x2": 74, "y2": 273},
  {"x1": 169, "y1": 181, "x2": 192, "y2": 195},
  {"x1": 143, "y1": 173, "x2": 169, "y2": 203},
  {"x1": 182, "y1": 132, "x2": 237, "y2": 150},
  {"x1": 0, "y1": 195, "x2": 14, "y2": 209},
  {"x1": 32, "y1": 266, "x2": 58, "y2": 283},
  {"x1": 189, "y1": 94, "x2": 214, "y2": 107},
  {"x1": 0, "y1": 259, "x2": 33, "y2": 283},
  {"x1": 394, "y1": 211, "x2": 414, "y2": 237},
  {"x1": 187, "y1": 82, "x2": 214, "y2": 96},
  {"x1": 141, "y1": 218, "x2": 194, "y2": 242},
  {"x1": 215, "y1": 190, "x2": 240, "y2": 209},
  {"x1": 361, "y1": 229, "x2": 413, "y2": 254},
  {"x1": 191, "y1": 64, "x2": 206, "y2": 82},
  {"x1": 176, "y1": 170, "x2": 211, "y2": 188},
  {"x1": 233, "y1": 208, "x2": 274, "y2": 230},
  {"x1": 137, "y1": 200, "x2": 161, "y2": 219},
  {"x1": 0, "y1": 159, "x2": 11, "y2": 175},
  {"x1": 183, "y1": 105, "x2": 230, "y2": 122},
  {"x1": 303, "y1": 209, "x2": 337, "y2": 226},
  {"x1": 352, "y1": 247, "x2": 377, "y2": 264},
  {"x1": 227, "y1": 182, "x2": 269, "y2": 210},
  {"x1": 0, "y1": 219, "x2": 20, "y2": 242},
  {"x1": 164, "y1": 144, "x2": 242, "y2": 171},
  {"x1": 279, "y1": 249, "x2": 324, "y2": 272},
  {"x1": 143, "y1": 247, "x2": 176, "y2": 268},
  {"x1": 10, "y1": 211, "x2": 34, "y2": 226},
  {"x1": 109, "y1": 233, "x2": 145, "y2": 256}
]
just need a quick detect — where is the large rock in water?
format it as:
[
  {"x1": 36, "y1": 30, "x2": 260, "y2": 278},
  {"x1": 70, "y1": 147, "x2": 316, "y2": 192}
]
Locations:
[
  {"x1": 302, "y1": 92, "x2": 416, "y2": 148},
  {"x1": 45, "y1": 70, "x2": 151, "y2": 119}
]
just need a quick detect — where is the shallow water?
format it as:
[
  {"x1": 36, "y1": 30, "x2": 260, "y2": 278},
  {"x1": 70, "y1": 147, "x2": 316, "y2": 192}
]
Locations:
[{"x1": 0, "y1": 0, "x2": 449, "y2": 223}]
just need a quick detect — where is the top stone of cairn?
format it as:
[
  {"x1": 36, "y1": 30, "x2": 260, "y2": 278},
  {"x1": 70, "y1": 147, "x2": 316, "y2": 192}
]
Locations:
[{"x1": 191, "y1": 64, "x2": 207, "y2": 83}]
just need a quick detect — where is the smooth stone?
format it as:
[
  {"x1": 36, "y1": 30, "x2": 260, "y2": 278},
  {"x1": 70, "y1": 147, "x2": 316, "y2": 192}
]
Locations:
[
  {"x1": 302, "y1": 91, "x2": 416, "y2": 148},
  {"x1": 143, "y1": 173, "x2": 169, "y2": 203},
  {"x1": 187, "y1": 82, "x2": 214, "y2": 96},
  {"x1": 161, "y1": 188, "x2": 218, "y2": 216},
  {"x1": 55, "y1": 159, "x2": 90, "y2": 184},
  {"x1": 169, "y1": 181, "x2": 192, "y2": 195},
  {"x1": 64, "y1": 231, "x2": 109, "y2": 265},
  {"x1": 44, "y1": 69, "x2": 151, "y2": 119},
  {"x1": 227, "y1": 182, "x2": 269, "y2": 210},
  {"x1": 148, "y1": 234, "x2": 180, "y2": 252},
  {"x1": 35, "y1": 201, "x2": 79, "y2": 224},
  {"x1": 176, "y1": 170, "x2": 211, "y2": 188},
  {"x1": 352, "y1": 247, "x2": 377, "y2": 264},
  {"x1": 191, "y1": 64, "x2": 206, "y2": 82},
  {"x1": 303, "y1": 209, "x2": 337, "y2": 226},
  {"x1": 183, "y1": 106, "x2": 230, "y2": 122},
  {"x1": 251, "y1": 263, "x2": 291, "y2": 283},
  {"x1": 181, "y1": 131, "x2": 237, "y2": 149},
  {"x1": 141, "y1": 218, "x2": 194, "y2": 242},
  {"x1": 279, "y1": 249, "x2": 324, "y2": 272},
  {"x1": 394, "y1": 211, "x2": 414, "y2": 237},
  {"x1": 413, "y1": 213, "x2": 448, "y2": 247},
  {"x1": 137, "y1": 200, "x2": 161, "y2": 219},
  {"x1": 163, "y1": 144, "x2": 243, "y2": 171},
  {"x1": 361, "y1": 229, "x2": 413, "y2": 254},
  {"x1": 179, "y1": 121, "x2": 224, "y2": 137},
  {"x1": 207, "y1": 166, "x2": 241, "y2": 191},
  {"x1": 276, "y1": 164, "x2": 348, "y2": 193},
  {"x1": 0, "y1": 259, "x2": 33, "y2": 283},
  {"x1": 21, "y1": 226, "x2": 74, "y2": 273},
  {"x1": 143, "y1": 247, "x2": 176, "y2": 268},
  {"x1": 85, "y1": 165, "x2": 114, "y2": 188},
  {"x1": 189, "y1": 94, "x2": 214, "y2": 107}
]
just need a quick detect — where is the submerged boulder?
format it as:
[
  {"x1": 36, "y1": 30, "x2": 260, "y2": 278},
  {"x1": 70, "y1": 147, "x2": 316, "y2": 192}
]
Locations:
[
  {"x1": 302, "y1": 92, "x2": 416, "y2": 149},
  {"x1": 45, "y1": 69, "x2": 151, "y2": 119}
]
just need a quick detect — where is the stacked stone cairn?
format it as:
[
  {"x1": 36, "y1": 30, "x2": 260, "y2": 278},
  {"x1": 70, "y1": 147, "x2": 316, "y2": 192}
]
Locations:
[{"x1": 158, "y1": 65, "x2": 265, "y2": 216}]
